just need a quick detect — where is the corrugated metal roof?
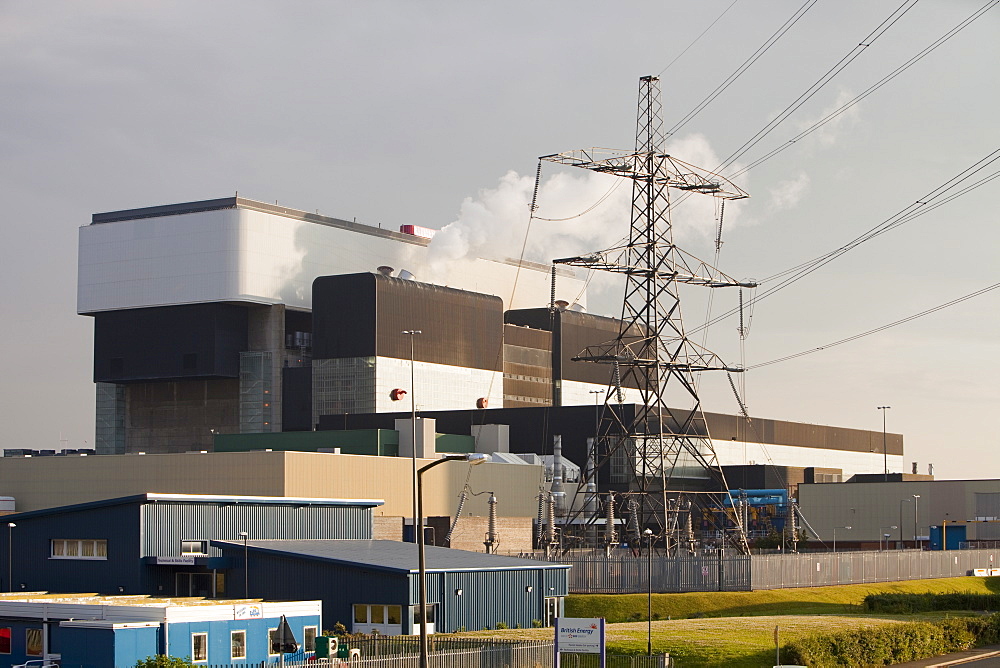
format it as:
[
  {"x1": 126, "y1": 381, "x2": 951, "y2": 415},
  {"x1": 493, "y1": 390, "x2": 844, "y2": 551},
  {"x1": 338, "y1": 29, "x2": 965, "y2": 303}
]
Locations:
[
  {"x1": 6, "y1": 493, "x2": 383, "y2": 521},
  {"x1": 213, "y1": 539, "x2": 569, "y2": 575}
]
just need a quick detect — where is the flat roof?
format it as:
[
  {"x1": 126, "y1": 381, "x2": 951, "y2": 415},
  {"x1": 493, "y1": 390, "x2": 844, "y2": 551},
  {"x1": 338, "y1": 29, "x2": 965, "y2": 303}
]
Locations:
[
  {"x1": 212, "y1": 539, "x2": 570, "y2": 575},
  {"x1": 5, "y1": 492, "x2": 383, "y2": 521},
  {"x1": 90, "y1": 196, "x2": 427, "y2": 246}
]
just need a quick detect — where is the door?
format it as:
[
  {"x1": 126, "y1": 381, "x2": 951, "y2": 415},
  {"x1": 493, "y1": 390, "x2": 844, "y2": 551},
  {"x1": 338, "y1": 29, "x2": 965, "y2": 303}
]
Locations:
[{"x1": 176, "y1": 572, "x2": 216, "y2": 597}]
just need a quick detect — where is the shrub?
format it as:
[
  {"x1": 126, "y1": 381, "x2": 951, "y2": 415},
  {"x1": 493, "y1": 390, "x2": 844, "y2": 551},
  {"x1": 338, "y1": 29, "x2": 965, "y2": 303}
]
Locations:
[
  {"x1": 864, "y1": 592, "x2": 1000, "y2": 614},
  {"x1": 785, "y1": 615, "x2": 1000, "y2": 666},
  {"x1": 495, "y1": 621, "x2": 509, "y2": 629},
  {"x1": 531, "y1": 619, "x2": 544, "y2": 628},
  {"x1": 134, "y1": 657, "x2": 195, "y2": 668}
]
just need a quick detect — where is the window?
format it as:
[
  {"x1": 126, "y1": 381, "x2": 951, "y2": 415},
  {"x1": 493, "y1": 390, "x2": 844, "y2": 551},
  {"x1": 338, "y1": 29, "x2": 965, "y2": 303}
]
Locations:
[
  {"x1": 387, "y1": 606, "x2": 402, "y2": 625},
  {"x1": 353, "y1": 605, "x2": 367, "y2": 624},
  {"x1": 371, "y1": 605, "x2": 385, "y2": 624},
  {"x1": 303, "y1": 626, "x2": 317, "y2": 652},
  {"x1": 192, "y1": 632, "x2": 208, "y2": 662},
  {"x1": 231, "y1": 630, "x2": 246, "y2": 660},
  {"x1": 268, "y1": 628, "x2": 278, "y2": 656},
  {"x1": 181, "y1": 540, "x2": 208, "y2": 555},
  {"x1": 0, "y1": 627, "x2": 10, "y2": 654},
  {"x1": 386, "y1": 605, "x2": 403, "y2": 624},
  {"x1": 26, "y1": 628, "x2": 43, "y2": 656},
  {"x1": 50, "y1": 539, "x2": 107, "y2": 560}
]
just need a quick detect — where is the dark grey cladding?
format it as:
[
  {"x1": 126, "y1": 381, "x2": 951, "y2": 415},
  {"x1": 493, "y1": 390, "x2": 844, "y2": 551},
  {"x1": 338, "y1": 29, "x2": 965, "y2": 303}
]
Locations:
[
  {"x1": 312, "y1": 273, "x2": 503, "y2": 372},
  {"x1": 93, "y1": 303, "x2": 248, "y2": 383}
]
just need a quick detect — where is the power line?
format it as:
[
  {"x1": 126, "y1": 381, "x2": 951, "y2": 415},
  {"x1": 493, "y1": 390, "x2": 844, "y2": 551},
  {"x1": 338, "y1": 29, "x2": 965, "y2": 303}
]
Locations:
[
  {"x1": 730, "y1": 0, "x2": 999, "y2": 179},
  {"x1": 749, "y1": 281, "x2": 1000, "y2": 369},
  {"x1": 690, "y1": 148, "x2": 1000, "y2": 334},
  {"x1": 666, "y1": 0, "x2": 818, "y2": 136},
  {"x1": 657, "y1": 0, "x2": 743, "y2": 77},
  {"x1": 714, "y1": 0, "x2": 921, "y2": 175}
]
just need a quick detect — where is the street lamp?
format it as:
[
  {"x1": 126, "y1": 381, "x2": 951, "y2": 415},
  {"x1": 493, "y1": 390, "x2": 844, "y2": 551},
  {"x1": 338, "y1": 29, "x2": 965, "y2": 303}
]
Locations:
[
  {"x1": 880, "y1": 526, "x2": 897, "y2": 551},
  {"x1": 403, "y1": 330, "x2": 422, "y2": 543},
  {"x1": 239, "y1": 531, "x2": 248, "y2": 598},
  {"x1": 833, "y1": 526, "x2": 851, "y2": 553},
  {"x1": 644, "y1": 528, "x2": 653, "y2": 656},
  {"x1": 913, "y1": 495, "x2": 921, "y2": 548},
  {"x1": 7, "y1": 523, "x2": 14, "y2": 593},
  {"x1": 417, "y1": 453, "x2": 489, "y2": 668},
  {"x1": 877, "y1": 406, "x2": 891, "y2": 481},
  {"x1": 899, "y1": 499, "x2": 911, "y2": 546}
]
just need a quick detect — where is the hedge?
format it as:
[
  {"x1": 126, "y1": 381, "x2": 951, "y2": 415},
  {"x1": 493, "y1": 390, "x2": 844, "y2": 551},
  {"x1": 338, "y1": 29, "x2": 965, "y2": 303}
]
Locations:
[
  {"x1": 785, "y1": 614, "x2": 1000, "y2": 666},
  {"x1": 864, "y1": 592, "x2": 1000, "y2": 614}
]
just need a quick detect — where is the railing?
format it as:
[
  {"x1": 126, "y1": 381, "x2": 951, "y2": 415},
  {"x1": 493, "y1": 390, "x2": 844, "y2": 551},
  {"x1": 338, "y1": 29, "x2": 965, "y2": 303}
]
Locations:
[
  {"x1": 523, "y1": 547, "x2": 1000, "y2": 593},
  {"x1": 108, "y1": 643, "x2": 671, "y2": 668}
]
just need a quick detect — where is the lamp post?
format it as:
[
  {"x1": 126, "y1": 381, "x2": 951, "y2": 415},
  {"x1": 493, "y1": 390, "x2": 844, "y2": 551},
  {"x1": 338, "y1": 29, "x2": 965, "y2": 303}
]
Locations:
[
  {"x1": 877, "y1": 406, "x2": 891, "y2": 481},
  {"x1": 403, "y1": 330, "x2": 422, "y2": 543},
  {"x1": 899, "y1": 499, "x2": 911, "y2": 546},
  {"x1": 417, "y1": 453, "x2": 489, "y2": 668},
  {"x1": 239, "y1": 531, "x2": 248, "y2": 598},
  {"x1": 6, "y1": 523, "x2": 14, "y2": 593},
  {"x1": 880, "y1": 526, "x2": 897, "y2": 551},
  {"x1": 588, "y1": 389, "x2": 604, "y2": 437},
  {"x1": 644, "y1": 528, "x2": 653, "y2": 656},
  {"x1": 833, "y1": 526, "x2": 851, "y2": 553},
  {"x1": 913, "y1": 495, "x2": 921, "y2": 548}
]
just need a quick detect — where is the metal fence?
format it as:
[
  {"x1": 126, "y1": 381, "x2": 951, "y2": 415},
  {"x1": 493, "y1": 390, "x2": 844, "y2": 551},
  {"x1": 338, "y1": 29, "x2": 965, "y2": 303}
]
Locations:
[
  {"x1": 111, "y1": 643, "x2": 670, "y2": 668},
  {"x1": 524, "y1": 547, "x2": 1000, "y2": 594}
]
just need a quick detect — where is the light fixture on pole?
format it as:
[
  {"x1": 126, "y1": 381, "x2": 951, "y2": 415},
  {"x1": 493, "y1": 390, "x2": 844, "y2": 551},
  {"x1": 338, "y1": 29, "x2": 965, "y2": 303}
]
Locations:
[
  {"x1": 833, "y1": 526, "x2": 851, "y2": 553},
  {"x1": 879, "y1": 526, "x2": 897, "y2": 551},
  {"x1": 403, "y1": 329, "x2": 422, "y2": 543},
  {"x1": 644, "y1": 528, "x2": 653, "y2": 656},
  {"x1": 588, "y1": 389, "x2": 604, "y2": 439},
  {"x1": 239, "y1": 531, "x2": 248, "y2": 598},
  {"x1": 913, "y1": 494, "x2": 921, "y2": 548},
  {"x1": 6, "y1": 523, "x2": 15, "y2": 593},
  {"x1": 877, "y1": 406, "x2": 891, "y2": 481},
  {"x1": 417, "y1": 453, "x2": 489, "y2": 668},
  {"x1": 899, "y1": 499, "x2": 911, "y2": 546}
]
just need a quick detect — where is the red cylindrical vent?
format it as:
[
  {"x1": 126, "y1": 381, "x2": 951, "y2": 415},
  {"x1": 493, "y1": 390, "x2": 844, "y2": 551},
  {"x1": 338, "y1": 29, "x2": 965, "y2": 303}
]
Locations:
[
  {"x1": 476, "y1": 397, "x2": 489, "y2": 409},
  {"x1": 390, "y1": 388, "x2": 407, "y2": 401}
]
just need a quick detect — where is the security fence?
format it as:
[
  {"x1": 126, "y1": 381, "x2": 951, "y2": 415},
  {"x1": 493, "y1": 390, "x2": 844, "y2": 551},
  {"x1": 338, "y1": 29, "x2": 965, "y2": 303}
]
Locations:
[
  {"x1": 117, "y1": 642, "x2": 671, "y2": 668},
  {"x1": 523, "y1": 547, "x2": 1000, "y2": 593}
]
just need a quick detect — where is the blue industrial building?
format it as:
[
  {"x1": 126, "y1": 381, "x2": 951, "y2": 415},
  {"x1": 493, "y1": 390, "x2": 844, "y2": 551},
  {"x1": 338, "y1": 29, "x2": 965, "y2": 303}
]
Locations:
[
  {"x1": 212, "y1": 539, "x2": 569, "y2": 634},
  {"x1": 0, "y1": 595, "x2": 321, "y2": 667},
  {"x1": 2, "y1": 493, "x2": 380, "y2": 596},
  {"x1": 1, "y1": 492, "x2": 569, "y2": 648}
]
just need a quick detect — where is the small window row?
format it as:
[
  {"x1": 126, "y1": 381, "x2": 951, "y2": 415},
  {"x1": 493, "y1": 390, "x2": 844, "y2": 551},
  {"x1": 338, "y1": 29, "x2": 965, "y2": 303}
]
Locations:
[{"x1": 191, "y1": 627, "x2": 317, "y2": 662}]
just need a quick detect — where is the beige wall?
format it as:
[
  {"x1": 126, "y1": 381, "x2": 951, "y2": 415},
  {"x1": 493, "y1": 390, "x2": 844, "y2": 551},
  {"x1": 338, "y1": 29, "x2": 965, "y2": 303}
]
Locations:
[
  {"x1": 0, "y1": 451, "x2": 544, "y2": 519},
  {"x1": 799, "y1": 479, "x2": 1000, "y2": 544}
]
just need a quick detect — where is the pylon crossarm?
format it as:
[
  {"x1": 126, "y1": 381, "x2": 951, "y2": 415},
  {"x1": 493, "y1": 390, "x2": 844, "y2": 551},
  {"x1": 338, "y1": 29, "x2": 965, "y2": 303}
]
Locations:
[
  {"x1": 554, "y1": 245, "x2": 755, "y2": 288},
  {"x1": 539, "y1": 148, "x2": 749, "y2": 200}
]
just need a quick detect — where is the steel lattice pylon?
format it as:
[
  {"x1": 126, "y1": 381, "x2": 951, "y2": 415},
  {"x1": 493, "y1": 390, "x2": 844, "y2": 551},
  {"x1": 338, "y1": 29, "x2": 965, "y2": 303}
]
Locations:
[{"x1": 542, "y1": 76, "x2": 754, "y2": 554}]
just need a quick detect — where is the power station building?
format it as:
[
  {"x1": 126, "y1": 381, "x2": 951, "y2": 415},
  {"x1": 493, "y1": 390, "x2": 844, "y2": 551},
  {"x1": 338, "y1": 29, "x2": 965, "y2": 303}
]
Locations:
[{"x1": 74, "y1": 195, "x2": 906, "y2": 491}]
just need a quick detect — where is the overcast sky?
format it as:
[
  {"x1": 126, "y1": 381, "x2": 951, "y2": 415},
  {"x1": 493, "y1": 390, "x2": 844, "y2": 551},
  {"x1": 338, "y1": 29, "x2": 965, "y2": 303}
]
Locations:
[{"x1": 1, "y1": 1, "x2": 997, "y2": 480}]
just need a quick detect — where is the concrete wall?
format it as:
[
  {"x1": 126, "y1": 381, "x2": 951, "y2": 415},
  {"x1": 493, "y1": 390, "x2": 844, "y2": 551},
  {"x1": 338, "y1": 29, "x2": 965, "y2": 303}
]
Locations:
[{"x1": 0, "y1": 451, "x2": 544, "y2": 519}]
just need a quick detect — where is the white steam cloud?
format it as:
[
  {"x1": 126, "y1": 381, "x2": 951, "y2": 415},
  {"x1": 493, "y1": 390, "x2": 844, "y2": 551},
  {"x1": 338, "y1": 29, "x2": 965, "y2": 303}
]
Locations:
[{"x1": 427, "y1": 133, "x2": 750, "y2": 279}]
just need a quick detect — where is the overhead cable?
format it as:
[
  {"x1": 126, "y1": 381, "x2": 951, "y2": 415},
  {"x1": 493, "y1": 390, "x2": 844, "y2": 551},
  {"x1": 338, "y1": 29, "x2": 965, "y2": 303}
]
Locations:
[
  {"x1": 690, "y1": 148, "x2": 1000, "y2": 334},
  {"x1": 657, "y1": 0, "x2": 744, "y2": 77},
  {"x1": 667, "y1": 0, "x2": 819, "y2": 136},
  {"x1": 749, "y1": 281, "x2": 1000, "y2": 369},
  {"x1": 714, "y1": 0, "x2": 921, "y2": 175},
  {"x1": 730, "y1": 0, "x2": 999, "y2": 179}
]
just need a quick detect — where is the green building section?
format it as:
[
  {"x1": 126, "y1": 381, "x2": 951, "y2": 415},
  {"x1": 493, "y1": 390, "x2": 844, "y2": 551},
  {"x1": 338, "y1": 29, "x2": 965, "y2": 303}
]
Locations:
[{"x1": 213, "y1": 430, "x2": 474, "y2": 456}]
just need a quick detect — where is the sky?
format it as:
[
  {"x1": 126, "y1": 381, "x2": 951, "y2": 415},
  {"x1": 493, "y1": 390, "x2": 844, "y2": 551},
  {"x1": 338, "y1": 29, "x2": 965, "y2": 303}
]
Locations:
[{"x1": 0, "y1": 1, "x2": 997, "y2": 479}]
